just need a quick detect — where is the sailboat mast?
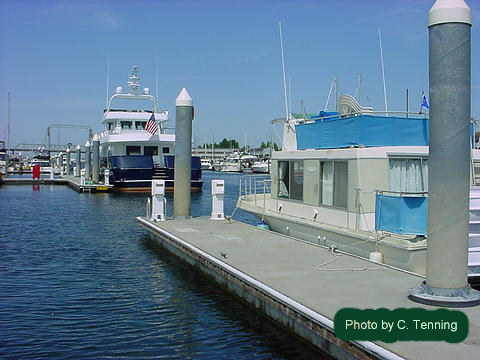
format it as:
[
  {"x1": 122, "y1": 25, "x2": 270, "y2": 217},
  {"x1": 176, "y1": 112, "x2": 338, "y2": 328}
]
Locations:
[
  {"x1": 378, "y1": 28, "x2": 389, "y2": 116},
  {"x1": 279, "y1": 22, "x2": 289, "y2": 124},
  {"x1": 7, "y1": 91, "x2": 10, "y2": 153}
]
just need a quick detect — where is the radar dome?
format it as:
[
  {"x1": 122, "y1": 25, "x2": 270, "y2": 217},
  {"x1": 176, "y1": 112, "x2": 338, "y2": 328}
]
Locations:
[
  {"x1": 143, "y1": 87, "x2": 150, "y2": 95},
  {"x1": 116, "y1": 86, "x2": 123, "y2": 94}
]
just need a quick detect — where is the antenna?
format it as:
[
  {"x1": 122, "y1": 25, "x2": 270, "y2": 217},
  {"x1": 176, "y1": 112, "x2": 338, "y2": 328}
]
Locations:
[
  {"x1": 279, "y1": 22, "x2": 289, "y2": 123},
  {"x1": 354, "y1": 74, "x2": 363, "y2": 102},
  {"x1": 324, "y1": 75, "x2": 337, "y2": 111},
  {"x1": 106, "y1": 53, "x2": 110, "y2": 109},
  {"x1": 378, "y1": 28, "x2": 389, "y2": 116},
  {"x1": 335, "y1": 74, "x2": 339, "y2": 112},
  {"x1": 155, "y1": 55, "x2": 159, "y2": 104}
]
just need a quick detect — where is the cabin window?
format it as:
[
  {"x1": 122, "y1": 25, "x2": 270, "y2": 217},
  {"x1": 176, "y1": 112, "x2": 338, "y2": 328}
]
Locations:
[
  {"x1": 389, "y1": 158, "x2": 428, "y2": 192},
  {"x1": 121, "y1": 121, "x2": 132, "y2": 129},
  {"x1": 290, "y1": 160, "x2": 304, "y2": 201},
  {"x1": 334, "y1": 162, "x2": 348, "y2": 208},
  {"x1": 162, "y1": 147, "x2": 170, "y2": 154},
  {"x1": 278, "y1": 161, "x2": 290, "y2": 198},
  {"x1": 144, "y1": 146, "x2": 158, "y2": 156},
  {"x1": 321, "y1": 161, "x2": 333, "y2": 206},
  {"x1": 277, "y1": 160, "x2": 303, "y2": 200},
  {"x1": 136, "y1": 121, "x2": 147, "y2": 130},
  {"x1": 108, "y1": 122, "x2": 114, "y2": 130},
  {"x1": 320, "y1": 161, "x2": 347, "y2": 208},
  {"x1": 126, "y1": 146, "x2": 141, "y2": 155}
]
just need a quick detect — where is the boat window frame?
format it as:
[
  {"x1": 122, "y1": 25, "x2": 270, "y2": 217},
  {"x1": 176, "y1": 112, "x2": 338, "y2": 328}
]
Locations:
[
  {"x1": 289, "y1": 160, "x2": 304, "y2": 201},
  {"x1": 135, "y1": 121, "x2": 147, "y2": 130},
  {"x1": 278, "y1": 160, "x2": 290, "y2": 199},
  {"x1": 126, "y1": 145, "x2": 141, "y2": 156},
  {"x1": 319, "y1": 160, "x2": 348, "y2": 210},
  {"x1": 388, "y1": 155, "x2": 428, "y2": 193},
  {"x1": 120, "y1": 121, "x2": 133, "y2": 129},
  {"x1": 144, "y1": 146, "x2": 159, "y2": 156}
]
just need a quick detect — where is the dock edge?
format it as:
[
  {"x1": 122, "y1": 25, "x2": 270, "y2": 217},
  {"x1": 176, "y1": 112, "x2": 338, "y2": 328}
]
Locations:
[{"x1": 136, "y1": 216, "x2": 404, "y2": 360}]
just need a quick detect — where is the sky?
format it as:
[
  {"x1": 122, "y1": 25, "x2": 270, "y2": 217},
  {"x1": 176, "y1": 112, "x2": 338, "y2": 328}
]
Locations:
[{"x1": 0, "y1": 0, "x2": 479, "y2": 150}]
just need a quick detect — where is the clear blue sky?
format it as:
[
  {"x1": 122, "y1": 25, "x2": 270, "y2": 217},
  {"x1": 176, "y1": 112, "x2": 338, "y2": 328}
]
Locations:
[{"x1": 0, "y1": 0, "x2": 479, "y2": 149}]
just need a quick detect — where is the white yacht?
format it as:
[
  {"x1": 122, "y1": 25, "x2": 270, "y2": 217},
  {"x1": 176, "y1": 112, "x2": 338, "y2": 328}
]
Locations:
[
  {"x1": 200, "y1": 157, "x2": 213, "y2": 170},
  {"x1": 251, "y1": 159, "x2": 271, "y2": 174},
  {"x1": 237, "y1": 94, "x2": 480, "y2": 282},
  {"x1": 220, "y1": 152, "x2": 243, "y2": 172},
  {"x1": 99, "y1": 66, "x2": 203, "y2": 192}
]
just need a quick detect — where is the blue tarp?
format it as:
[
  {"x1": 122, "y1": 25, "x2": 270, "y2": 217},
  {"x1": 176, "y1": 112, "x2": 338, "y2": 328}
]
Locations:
[
  {"x1": 296, "y1": 115, "x2": 429, "y2": 149},
  {"x1": 375, "y1": 194, "x2": 427, "y2": 235}
]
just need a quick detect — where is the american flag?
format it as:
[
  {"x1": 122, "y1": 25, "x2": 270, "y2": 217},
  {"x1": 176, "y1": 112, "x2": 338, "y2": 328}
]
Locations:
[{"x1": 145, "y1": 113, "x2": 158, "y2": 134}]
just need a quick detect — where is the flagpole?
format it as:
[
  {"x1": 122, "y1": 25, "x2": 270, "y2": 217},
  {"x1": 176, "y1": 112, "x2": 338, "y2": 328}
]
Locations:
[{"x1": 419, "y1": 91, "x2": 424, "y2": 114}]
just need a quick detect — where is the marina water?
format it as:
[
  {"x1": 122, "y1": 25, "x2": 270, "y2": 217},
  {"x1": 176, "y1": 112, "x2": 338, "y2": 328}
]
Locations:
[{"x1": 0, "y1": 172, "x2": 323, "y2": 359}]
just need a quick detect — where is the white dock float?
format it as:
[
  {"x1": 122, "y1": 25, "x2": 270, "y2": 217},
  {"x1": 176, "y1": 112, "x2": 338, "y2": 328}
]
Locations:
[{"x1": 137, "y1": 216, "x2": 480, "y2": 360}]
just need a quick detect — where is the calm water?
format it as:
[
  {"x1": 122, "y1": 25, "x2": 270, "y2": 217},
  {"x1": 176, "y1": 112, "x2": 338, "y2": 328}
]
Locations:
[{"x1": 0, "y1": 172, "x2": 324, "y2": 359}]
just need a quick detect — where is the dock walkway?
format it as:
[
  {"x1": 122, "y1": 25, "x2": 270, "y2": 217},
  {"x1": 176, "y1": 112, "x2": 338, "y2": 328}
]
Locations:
[
  {"x1": 137, "y1": 216, "x2": 480, "y2": 360},
  {"x1": 1, "y1": 174, "x2": 112, "y2": 193}
]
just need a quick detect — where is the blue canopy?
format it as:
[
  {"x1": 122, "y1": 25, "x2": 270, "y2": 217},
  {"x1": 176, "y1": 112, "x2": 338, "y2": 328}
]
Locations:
[{"x1": 296, "y1": 115, "x2": 429, "y2": 149}]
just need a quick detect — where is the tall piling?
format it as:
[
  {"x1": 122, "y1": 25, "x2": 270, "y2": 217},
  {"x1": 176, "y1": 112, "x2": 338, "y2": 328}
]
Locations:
[
  {"x1": 57, "y1": 152, "x2": 63, "y2": 174},
  {"x1": 65, "y1": 148, "x2": 71, "y2": 175},
  {"x1": 173, "y1": 88, "x2": 193, "y2": 219},
  {"x1": 409, "y1": 0, "x2": 480, "y2": 306},
  {"x1": 84, "y1": 141, "x2": 91, "y2": 181},
  {"x1": 92, "y1": 134, "x2": 100, "y2": 183},
  {"x1": 75, "y1": 145, "x2": 81, "y2": 177}
]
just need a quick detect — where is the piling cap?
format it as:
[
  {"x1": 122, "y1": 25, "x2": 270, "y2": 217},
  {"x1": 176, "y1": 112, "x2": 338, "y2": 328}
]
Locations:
[
  {"x1": 176, "y1": 88, "x2": 193, "y2": 107},
  {"x1": 92, "y1": 134, "x2": 99, "y2": 142},
  {"x1": 85, "y1": 140, "x2": 90, "y2": 147},
  {"x1": 76, "y1": 145, "x2": 81, "y2": 150},
  {"x1": 429, "y1": 0, "x2": 471, "y2": 27}
]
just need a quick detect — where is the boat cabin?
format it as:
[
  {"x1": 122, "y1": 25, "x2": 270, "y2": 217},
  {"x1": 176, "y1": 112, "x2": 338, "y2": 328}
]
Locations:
[{"x1": 269, "y1": 95, "x2": 479, "y2": 236}]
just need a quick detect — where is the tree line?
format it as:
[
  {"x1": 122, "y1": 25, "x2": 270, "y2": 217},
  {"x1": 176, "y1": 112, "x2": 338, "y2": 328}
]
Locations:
[{"x1": 200, "y1": 138, "x2": 279, "y2": 150}]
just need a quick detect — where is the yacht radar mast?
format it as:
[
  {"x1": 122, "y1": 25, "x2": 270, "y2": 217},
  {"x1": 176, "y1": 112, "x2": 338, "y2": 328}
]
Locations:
[{"x1": 127, "y1": 66, "x2": 140, "y2": 95}]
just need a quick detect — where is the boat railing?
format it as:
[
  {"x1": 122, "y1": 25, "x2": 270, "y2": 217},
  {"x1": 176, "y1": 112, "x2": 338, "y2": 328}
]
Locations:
[
  {"x1": 300, "y1": 111, "x2": 429, "y2": 124},
  {"x1": 239, "y1": 175, "x2": 271, "y2": 207}
]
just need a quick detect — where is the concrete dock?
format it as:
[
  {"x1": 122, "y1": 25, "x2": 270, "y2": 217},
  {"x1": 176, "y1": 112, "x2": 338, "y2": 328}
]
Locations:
[{"x1": 137, "y1": 216, "x2": 480, "y2": 360}]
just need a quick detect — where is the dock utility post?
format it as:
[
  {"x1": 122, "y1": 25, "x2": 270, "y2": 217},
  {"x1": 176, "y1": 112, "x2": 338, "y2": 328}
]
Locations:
[
  {"x1": 409, "y1": 0, "x2": 480, "y2": 307},
  {"x1": 211, "y1": 179, "x2": 225, "y2": 220},
  {"x1": 104, "y1": 169, "x2": 110, "y2": 186},
  {"x1": 80, "y1": 169, "x2": 85, "y2": 185},
  {"x1": 151, "y1": 180, "x2": 166, "y2": 222}
]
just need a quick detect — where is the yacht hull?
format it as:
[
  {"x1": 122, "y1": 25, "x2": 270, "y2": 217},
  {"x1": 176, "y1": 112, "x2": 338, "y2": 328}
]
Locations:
[{"x1": 109, "y1": 155, "x2": 203, "y2": 192}]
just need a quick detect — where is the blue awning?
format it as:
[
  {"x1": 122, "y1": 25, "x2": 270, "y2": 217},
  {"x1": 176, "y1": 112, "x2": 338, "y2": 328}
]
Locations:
[{"x1": 296, "y1": 115, "x2": 429, "y2": 149}]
